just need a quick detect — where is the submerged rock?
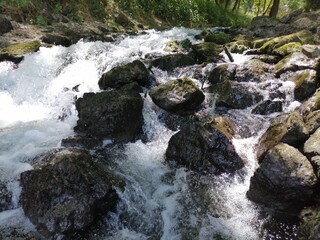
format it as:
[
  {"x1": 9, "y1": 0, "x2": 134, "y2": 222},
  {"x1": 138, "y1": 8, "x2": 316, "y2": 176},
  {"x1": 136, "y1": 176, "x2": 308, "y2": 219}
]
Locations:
[
  {"x1": 247, "y1": 143, "x2": 317, "y2": 216},
  {"x1": 166, "y1": 117, "x2": 244, "y2": 174},
  {"x1": 149, "y1": 78, "x2": 205, "y2": 114},
  {"x1": 98, "y1": 60, "x2": 151, "y2": 89},
  {"x1": 151, "y1": 53, "x2": 195, "y2": 71},
  {"x1": 75, "y1": 83, "x2": 144, "y2": 142},
  {"x1": 20, "y1": 148, "x2": 125, "y2": 238}
]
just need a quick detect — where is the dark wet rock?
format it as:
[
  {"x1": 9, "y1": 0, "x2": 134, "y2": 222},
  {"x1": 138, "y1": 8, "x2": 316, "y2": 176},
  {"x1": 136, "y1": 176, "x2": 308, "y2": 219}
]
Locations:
[
  {"x1": 251, "y1": 55, "x2": 280, "y2": 64},
  {"x1": 274, "y1": 52, "x2": 319, "y2": 77},
  {"x1": 0, "y1": 16, "x2": 13, "y2": 35},
  {"x1": 302, "y1": 44, "x2": 320, "y2": 58},
  {"x1": 299, "y1": 205, "x2": 320, "y2": 240},
  {"x1": 190, "y1": 42, "x2": 223, "y2": 64},
  {"x1": 299, "y1": 88, "x2": 320, "y2": 114},
  {"x1": 151, "y1": 53, "x2": 195, "y2": 71},
  {"x1": 98, "y1": 60, "x2": 151, "y2": 89},
  {"x1": 0, "y1": 183, "x2": 12, "y2": 212},
  {"x1": 251, "y1": 100, "x2": 283, "y2": 115},
  {"x1": 61, "y1": 135, "x2": 102, "y2": 149},
  {"x1": 41, "y1": 33, "x2": 72, "y2": 47},
  {"x1": 304, "y1": 127, "x2": 320, "y2": 160},
  {"x1": 234, "y1": 59, "x2": 272, "y2": 82},
  {"x1": 166, "y1": 117, "x2": 243, "y2": 174},
  {"x1": 157, "y1": 112, "x2": 196, "y2": 131},
  {"x1": 20, "y1": 148, "x2": 125, "y2": 238},
  {"x1": 207, "y1": 81, "x2": 264, "y2": 109},
  {"x1": 306, "y1": 110, "x2": 320, "y2": 134},
  {"x1": 149, "y1": 78, "x2": 204, "y2": 114},
  {"x1": 257, "y1": 111, "x2": 309, "y2": 161},
  {"x1": 288, "y1": 69, "x2": 318, "y2": 101},
  {"x1": 247, "y1": 143, "x2": 317, "y2": 216},
  {"x1": 207, "y1": 64, "x2": 236, "y2": 85},
  {"x1": 75, "y1": 84, "x2": 144, "y2": 142}
]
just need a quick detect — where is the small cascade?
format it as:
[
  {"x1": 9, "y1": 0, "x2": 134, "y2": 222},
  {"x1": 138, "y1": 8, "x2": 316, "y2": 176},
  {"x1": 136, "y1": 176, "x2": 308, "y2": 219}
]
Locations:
[{"x1": 0, "y1": 27, "x2": 301, "y2": 239}]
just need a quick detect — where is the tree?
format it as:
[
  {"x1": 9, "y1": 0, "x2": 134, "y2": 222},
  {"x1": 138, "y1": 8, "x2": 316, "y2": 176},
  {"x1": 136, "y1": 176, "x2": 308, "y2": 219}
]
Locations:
[{"x1": 269, "y1": 0, "x2": 280, "y2": 18}]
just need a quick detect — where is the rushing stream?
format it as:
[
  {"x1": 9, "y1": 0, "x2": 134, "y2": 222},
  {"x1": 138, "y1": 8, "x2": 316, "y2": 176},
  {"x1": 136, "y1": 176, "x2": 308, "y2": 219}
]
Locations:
[{"x1": 0, "y1": 28, "x2": 299, "y2": 239}]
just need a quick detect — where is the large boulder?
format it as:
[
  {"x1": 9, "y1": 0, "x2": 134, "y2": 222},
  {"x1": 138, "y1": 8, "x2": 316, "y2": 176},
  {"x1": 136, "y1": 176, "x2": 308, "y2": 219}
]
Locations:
[
  {"x1": 149, "y1": 78, "x2": 205, "y2": 114},
  {"x1": 190, "y1": 42, "x2": 223, "y2": 64},
  {"x1": 302, "y1": 44, "x2": 320, "y2": 58},
  {"x1": 0, "y1": 41, "x2": 41, "y2": 63},
  {"x1": 98, "y1": 60, "x2": 151, "y2": 89},
  {"x1": 274, "y1": 52, "x2": 319, "y2": 77},
  {"x1": 304, "y1": 128, "x2": 320, "y2": 177},
  {"x1": 256, "y1": 111, "x2": 309, "y2": 161},
  {"x1": 204, "y1": 32, "x2": 231, "y2": 45},
  {"x1": 234, "y1": 59, "x2": 272, "y2": 82},
  {"x1": 165, "y1": 117, "x2": 244, "y2": 174},
  {"x1": 247, "y1": 143, "x2": 317, "y2": 216},
  {"x1": 0, "y1": 16, "x2": 13, "y2": 35},
  {"x1": 306, "y1": 110, "x2": 320, "y2": 134},
  {"x1": 248, "y1": 16, "x2": 284, "y2": 38},
  {"x1": 20, "y1": 148, "x2": 125, "y2": 238},
  {"x1": 75, "y1": 83, "x2": 144, "y2": 142},
  {"x1": 288, "y1": 69, "x2": 318, "y2": 101},
  {"x1": 41, "y1": 33, "x2": 72, "y2": 47},
  {"x1": 151, "y1": 54, "x2": 195, "y2": 71}
]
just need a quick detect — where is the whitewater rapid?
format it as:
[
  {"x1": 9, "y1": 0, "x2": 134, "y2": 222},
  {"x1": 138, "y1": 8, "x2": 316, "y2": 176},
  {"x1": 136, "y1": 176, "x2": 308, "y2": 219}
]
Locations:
[{"x1": 0, "y1": 27, "x2": 297, "y2": 239}]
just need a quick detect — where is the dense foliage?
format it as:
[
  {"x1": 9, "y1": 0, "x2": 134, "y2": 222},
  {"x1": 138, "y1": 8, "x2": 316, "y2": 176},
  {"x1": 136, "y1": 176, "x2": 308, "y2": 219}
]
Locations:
[{"x1": 0, "y1": 0, "x2": 318, "y2": 27}]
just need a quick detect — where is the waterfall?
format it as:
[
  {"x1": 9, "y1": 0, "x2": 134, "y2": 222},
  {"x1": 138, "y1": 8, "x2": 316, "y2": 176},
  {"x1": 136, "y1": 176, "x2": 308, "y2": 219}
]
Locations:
[{"x1": 0, "y1": 27, "x2": 298, "y2": 239}]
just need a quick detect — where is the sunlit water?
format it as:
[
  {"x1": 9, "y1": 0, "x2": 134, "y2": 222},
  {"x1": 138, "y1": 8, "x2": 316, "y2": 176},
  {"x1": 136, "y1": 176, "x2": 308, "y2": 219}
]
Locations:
[{"x1": 0, "y1": 27, "x2": 298, "y2": 239}]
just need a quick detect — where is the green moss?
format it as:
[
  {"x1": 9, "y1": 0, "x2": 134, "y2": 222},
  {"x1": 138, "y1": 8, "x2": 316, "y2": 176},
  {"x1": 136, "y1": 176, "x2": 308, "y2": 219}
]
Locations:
[
  {"x1": 204, "y1": 33, "x2": 231, "y2": 45},
  {"x1": 252, "y1": 38, "x2": 270, "y2": 49},
  {"x1": 273, "y1": 42, "x2": 302, "y2": 56},
  {"x1": 191, "y1": 42, "x2": 222, "y2": 63},
  {"x1": 0, "y1": 41, "x2": 41, "y2": 55},
  {"x1": 291, "y1": 70, "x2": 311, "y2": 88}
]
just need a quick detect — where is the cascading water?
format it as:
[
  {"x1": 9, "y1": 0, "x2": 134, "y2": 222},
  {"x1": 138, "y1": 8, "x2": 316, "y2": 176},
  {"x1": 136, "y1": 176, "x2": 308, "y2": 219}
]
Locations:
[{"x1": 0, "y1": 27, "x2": 299, "y2": 239}]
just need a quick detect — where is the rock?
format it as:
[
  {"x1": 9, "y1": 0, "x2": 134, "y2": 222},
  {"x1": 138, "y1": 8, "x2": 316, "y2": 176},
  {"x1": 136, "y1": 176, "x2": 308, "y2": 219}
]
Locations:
[
  {"x1": 0, "y1": 183, "x2": 12, "y2": 212},
  {"x1": 41, "y1": 34, "x2": 72, "y2": 47},
  {"x1": 299, "y1": 205, "x2": 320, "y2": 240},
  {"x1": 61, "y1": 135, "x2": 102, "y2": 149},
  {"x1": 165, "y1": 117, "x2": 243, "y2": 174},
  {"x1": 207, "y1": 81, "x2": 264, "y2": 109},
  {"x1": 302, "y1": 44, "x2": 320, "y2": 58},
  {"x1": 251, "y1": 100, "x2": 283, "y2": 115},
  {"x1": 75, "y1": 84, "x2": 144, "y2": 142},
  {"x1": 248, "y1": 16, "x2": 286, "y2": 38},
  {"x1": 0, "y1": 41, "x2": 41, "y2": 56},
  {"x1": 234, "y1": 59, "x2": 272, "y2": 82},
  {"x1": 114, "y1": 10, "x2": 135, "y2": 28},
  {"x1": 20, "y1": 148, "x2": 125, "y2": 238},
  {"x1": 151, "y1": 53, "x2": 195, "y2": 71},
  {"x1": 247, "y1": 143, "x2": 317, "y2": 216},
  {"x1": 274, "y1": 52, "x2": 319, "y2": 77},
  {"x1": 207, "y1": 64, "x2": 237, "y2": 85},
  {"x1": 289, "y1": 69, "x2": 318, "y2": 101},
  {"x1": 299, "y1": 88, "x2": 320, "y2": 114},
  {"x1": 251, "y1": 55, "x2": 280, "y2": 64},
  {"x1": 164, "y1": 39, "x2": 192, "y2": 52},
  {"x1": 226, "y1": 40, "x2": 250, "y2": 54},
  {"x1": 252, "y1": 38, "x2": 271, "y2": 49},
  {"x1": 306, "y1": 110, "x2": 320, "y2": 134},
  {"x1": 0, "y1": 16, "x2": 13, "y2": 35},
  {"x1": 304, "y1": 127, "x2": 320, "y2": 159},
  {"x1": 259, "y1": 30, "x2": 314, "y2": 55},
  {"x1": 190, "y1": 42, "x2": 223, "y2": 64},
  {"x1": 257, "y1": 111, "x2": 309, "y2": 161},
  {"x1": 98, "y1": 60, "x2": 151, "y2": 89},
  {"x1": 204, "y1": 32, "x2": 231, "y2": 45},
  {"x1": 272, "y1": 42, "x2": 302, "y2": 57},
  {"x1": 149, "y1": 78, "x2": 205, "y2": 114}
]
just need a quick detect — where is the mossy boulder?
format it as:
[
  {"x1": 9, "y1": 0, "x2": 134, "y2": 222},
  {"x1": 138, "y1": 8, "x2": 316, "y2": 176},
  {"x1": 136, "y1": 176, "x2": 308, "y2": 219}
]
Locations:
[
  {"x1": 247, "y1": 143, "x2": 317, "y2": 216},
  {"x1": 252, "y1": 38, "x2": 271, "y2": 49},
  {"x1": 272, "y1": 42, "x2": 302, "y2": 57},
  {"x1": 226, "y1": 40, "x2": 250, "y2": 54},
  {"x1": 235, "y1": 59, "x2": 272, "y2": 82},
  {"x1": 149, "y1": 78, "x2": 205, "y2": 114},
  {"x1": 190, "y1": 42, "x2": 223, "y2": 64},
  {"x1": 204, "y1": 32, "x2": 231, "y2": 45},
  {"x1": 0, "y1": 41, "x2": 41, "y2": 55},
  {"x1": 165, "y1": 117, "x2": 244, "y2": 174},
  {"x1": 98, "y1": 60, "x2": 151, "y2": 89},
  {"x1": 207, "y1": 63, "x2": 237, "y2": 85},
  {"x1": 251, "y1": 100, "x2": 283, "y2": 115},
  {"x1": 164, "y1": 39, "x2": 192, "y2": 52},
  {"x1": 259, "y1": 30, "x2": 314, "y2": 55},
  {"x1": 274, "y1": 52, "x2": 319, "y2": 77},
  {"x1": 151, "y1": 53, "x2": 195, "y2": 71},
  {"x1": 305, "y1": 110, "x2": 320, "y2": 134},
  {"x1": 299, "y1": 89, "x2": 320, "y2": 114},
  {"x1": 256, "y1": 111, "x2": 309, "y2": 161},
  {"x1": 289, "y1": 69, "x2": 318, "y2": 101}
]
